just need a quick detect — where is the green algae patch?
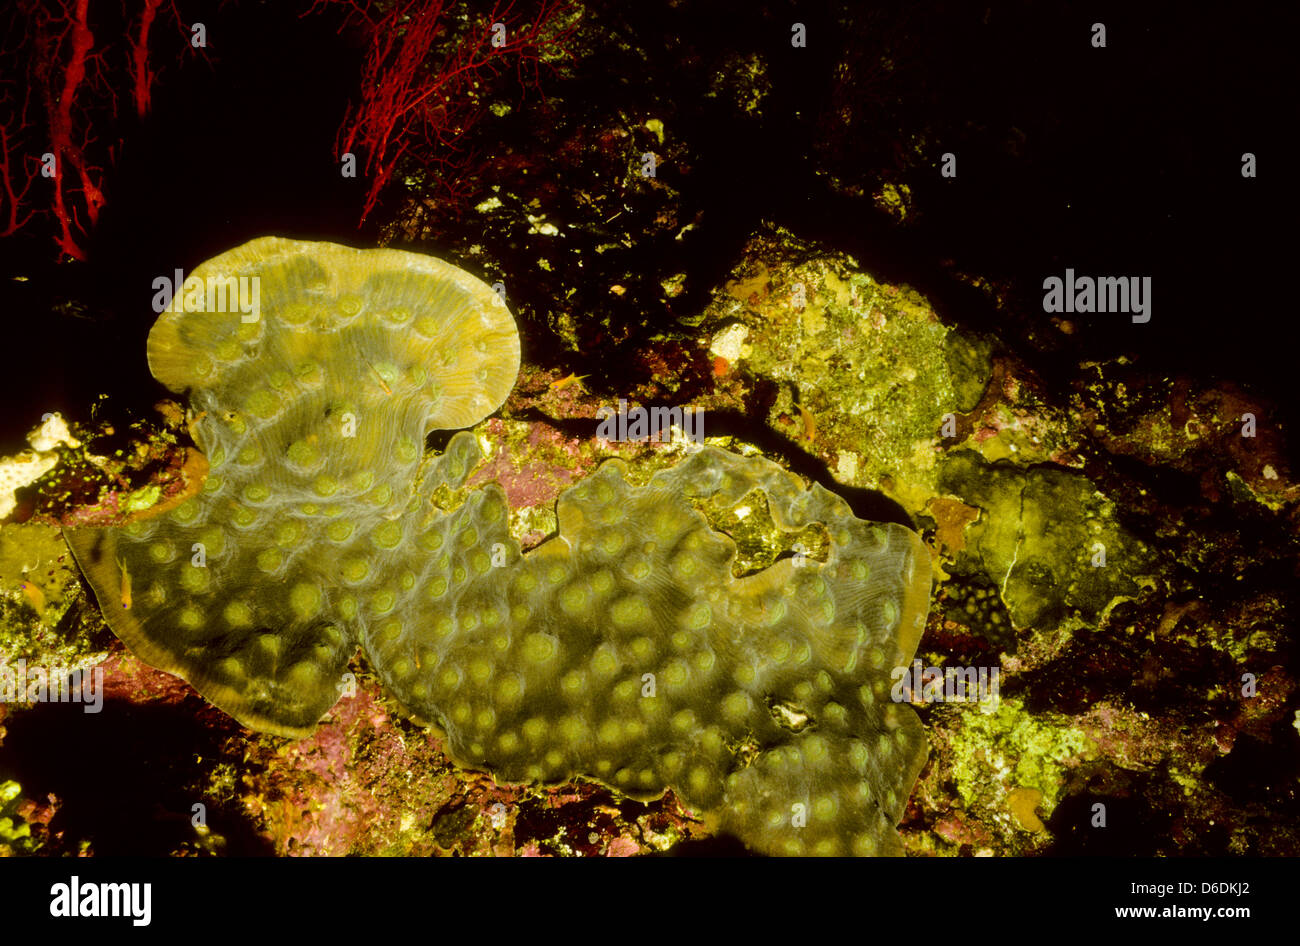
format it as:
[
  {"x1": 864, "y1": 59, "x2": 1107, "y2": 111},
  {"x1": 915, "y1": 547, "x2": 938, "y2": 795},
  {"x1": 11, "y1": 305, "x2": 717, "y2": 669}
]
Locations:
[
  {"x1": 0, "y1": 523, "x2": 78, "y2": 623},
  {"x1": 123, "y1": 484, "x2": 163, "y2": 513},
  {"x1": 0, "y1": 522, "x2": 109, "y2": 674},
  {"x1": 0, "y1": 780, "x2": 38, "y2": 854},
  {"x1": 949, "y1": 697, "x2": 1096, "y2": 816},
  {"x1": 943, "y1": 331, "x2": 994, "y2": 413},
  {"x1": 63, "y1": 237, "x2": 935, "y2": 857}
]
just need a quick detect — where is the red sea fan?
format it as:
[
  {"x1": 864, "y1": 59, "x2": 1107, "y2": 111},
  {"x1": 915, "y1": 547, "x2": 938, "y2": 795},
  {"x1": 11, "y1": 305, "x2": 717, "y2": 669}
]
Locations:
[
  {"x1": 0, "y1": 0, "x2": 197, "y2": 260},
  {"x1": 305, "y1": 0, "x2": 580, "y2": 224}
]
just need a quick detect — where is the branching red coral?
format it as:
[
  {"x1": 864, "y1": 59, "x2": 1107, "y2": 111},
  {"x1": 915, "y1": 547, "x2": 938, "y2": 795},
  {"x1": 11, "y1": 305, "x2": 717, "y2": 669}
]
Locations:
[
  {"x1": 0, "y1": 87, "x2": 37, "y2": 238},
  {"x1": 35, "y1": 0, "x2": 109, "y2": 260},
  {"x1": 307, "y1": 0, "x2": 579, "y2": 224},
  {"x1": 0, "y1": 0, "x2": 198, "y2": 260},
  {"x1": 130, "y1": 0, "x2": 170, "y2": 119}
]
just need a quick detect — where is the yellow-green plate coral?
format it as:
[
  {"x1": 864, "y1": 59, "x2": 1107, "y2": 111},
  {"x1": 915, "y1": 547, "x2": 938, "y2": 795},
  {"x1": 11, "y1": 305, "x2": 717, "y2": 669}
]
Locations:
[{"x1": 66, "y1": 236, "x2": 932, "y2": 856}]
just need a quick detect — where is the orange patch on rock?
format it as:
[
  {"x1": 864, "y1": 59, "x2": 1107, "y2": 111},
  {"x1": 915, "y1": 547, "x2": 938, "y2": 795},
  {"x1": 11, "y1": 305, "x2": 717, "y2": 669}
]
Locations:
[
  {"x1": 927, "y1": 497, "x2": 980, "y2": 555},
  {"x1": 1006, "y1": 786, "x2": 1045, "y2": 832}
]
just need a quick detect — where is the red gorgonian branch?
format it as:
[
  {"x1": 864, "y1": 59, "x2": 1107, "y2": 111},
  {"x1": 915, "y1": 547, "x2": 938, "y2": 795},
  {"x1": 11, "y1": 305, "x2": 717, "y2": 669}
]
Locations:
[
  {"x1": 131, "y1": 0, "x2": 167, "y2": 119},
  {"x1": 0, "y1": 85, "x2": 37, "y2": 238},
  {"x1": 38, "y1": 0, "x2": 109, "y2": 260},
  {"x1": 307, "y1": 0, "x2": 580, "y2": 224},
  {"x1": 1, "y1": 0, "x2": 196, "y2": 260}
]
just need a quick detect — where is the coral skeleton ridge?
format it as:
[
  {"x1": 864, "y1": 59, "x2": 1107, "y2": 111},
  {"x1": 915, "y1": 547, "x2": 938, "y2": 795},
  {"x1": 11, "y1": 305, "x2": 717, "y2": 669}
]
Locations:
[{"x1": 66, "y1": 237, "x2": 933, "y2": 856}]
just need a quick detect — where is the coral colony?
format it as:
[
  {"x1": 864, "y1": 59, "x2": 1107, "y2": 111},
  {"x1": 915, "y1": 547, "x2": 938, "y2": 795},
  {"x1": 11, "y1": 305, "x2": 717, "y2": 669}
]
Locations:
[{"x1": 66, "y1": 238, "x2": 933, "y2": 856}]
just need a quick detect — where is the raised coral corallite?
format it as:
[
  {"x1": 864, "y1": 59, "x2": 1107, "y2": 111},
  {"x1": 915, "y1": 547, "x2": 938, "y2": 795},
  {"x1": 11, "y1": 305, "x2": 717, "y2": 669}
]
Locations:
[{"x1": 65, "y1": 237, "x2": 933, "y2": 856}]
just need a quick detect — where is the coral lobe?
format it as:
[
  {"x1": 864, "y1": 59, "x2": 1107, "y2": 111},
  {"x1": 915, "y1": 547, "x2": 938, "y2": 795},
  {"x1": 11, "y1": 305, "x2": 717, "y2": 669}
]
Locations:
[{"x1": 66, "y1": 237, "x2": 932, "y2": 855}]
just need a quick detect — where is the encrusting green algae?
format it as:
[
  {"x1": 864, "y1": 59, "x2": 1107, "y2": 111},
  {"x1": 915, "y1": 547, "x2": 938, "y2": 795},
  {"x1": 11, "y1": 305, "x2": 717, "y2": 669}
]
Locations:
[{"x1": 64, "y1": 237, "x2": 933, "y2": 856}]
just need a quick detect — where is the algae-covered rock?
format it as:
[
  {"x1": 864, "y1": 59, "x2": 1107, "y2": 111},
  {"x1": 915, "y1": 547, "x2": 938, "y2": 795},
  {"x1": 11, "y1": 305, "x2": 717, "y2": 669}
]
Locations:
[
  {"x1": 937, "y1": 450, "x2": 1158, "y2": 631},
  {"x1": 695, "y1": 225, "x2": 997, "y2": 517}
]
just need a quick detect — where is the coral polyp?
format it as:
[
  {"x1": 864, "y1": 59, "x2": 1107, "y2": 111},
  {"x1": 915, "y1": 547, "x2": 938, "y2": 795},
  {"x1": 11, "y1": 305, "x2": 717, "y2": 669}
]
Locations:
[{"x1": 66, "y1": 237, "x2": 932, "y2": 855}]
